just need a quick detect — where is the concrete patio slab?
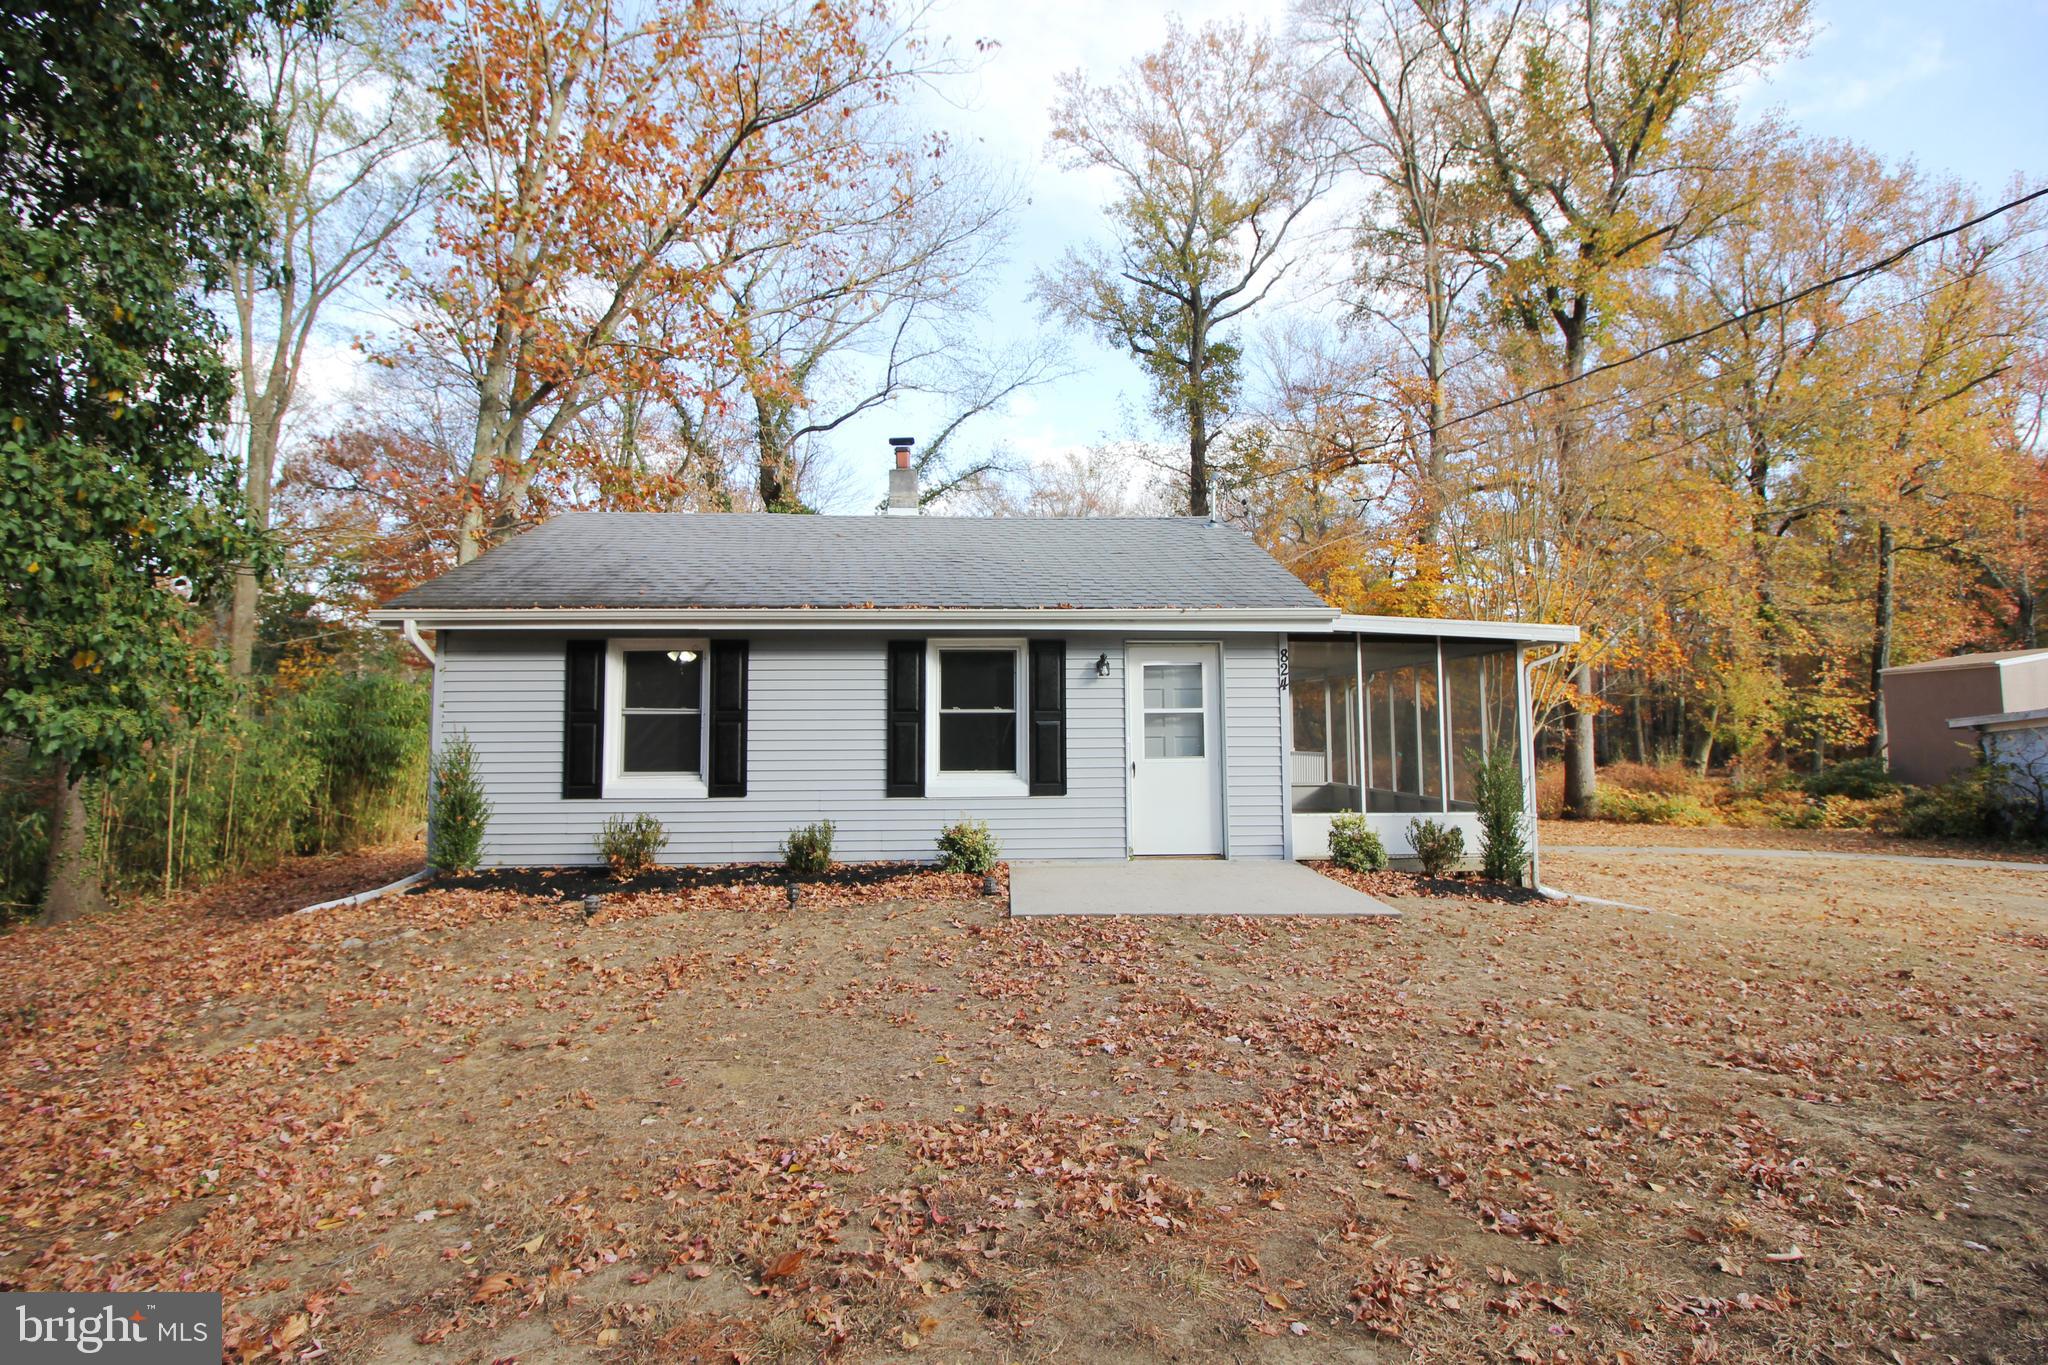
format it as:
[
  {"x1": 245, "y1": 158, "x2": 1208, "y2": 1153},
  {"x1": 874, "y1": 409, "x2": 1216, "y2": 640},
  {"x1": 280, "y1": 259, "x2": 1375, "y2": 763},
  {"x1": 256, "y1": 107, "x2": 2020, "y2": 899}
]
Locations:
[{"x1": 1008, "y1": 858, "x2": 1398, "y2": 918}]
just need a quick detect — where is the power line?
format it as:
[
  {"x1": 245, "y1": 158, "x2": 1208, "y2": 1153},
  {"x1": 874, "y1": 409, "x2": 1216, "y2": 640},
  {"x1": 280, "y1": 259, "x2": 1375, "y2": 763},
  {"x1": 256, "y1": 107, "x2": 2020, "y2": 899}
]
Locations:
[
  {"x1": 1383, "y1": 184, "x2": 2048, "y2": 452},
  {"x1": 1290, "y1": 233, "x2": 2048, "y2": 486}
]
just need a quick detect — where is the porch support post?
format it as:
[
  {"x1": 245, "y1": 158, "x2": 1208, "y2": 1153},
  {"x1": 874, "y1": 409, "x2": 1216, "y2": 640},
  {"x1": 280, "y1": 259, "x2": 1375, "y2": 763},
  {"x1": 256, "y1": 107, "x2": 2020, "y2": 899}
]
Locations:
[
  {"x1": 1436, "y1": 637, "x2": 1450, "y2": 813},
  {"x1": 1517, "y1": 643, "x2": 1539, "y2": 890}
]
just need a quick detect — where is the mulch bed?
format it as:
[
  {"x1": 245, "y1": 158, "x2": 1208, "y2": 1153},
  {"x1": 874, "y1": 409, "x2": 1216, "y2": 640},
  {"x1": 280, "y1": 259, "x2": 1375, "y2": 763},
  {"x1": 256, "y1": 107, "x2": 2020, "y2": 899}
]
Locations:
[
  {"x1": 418, "y1": 858, "x2": 1006, "y2": 910},
  {"x1": 1311, "y1": 859, "x2": 1546, "y2": 904}
]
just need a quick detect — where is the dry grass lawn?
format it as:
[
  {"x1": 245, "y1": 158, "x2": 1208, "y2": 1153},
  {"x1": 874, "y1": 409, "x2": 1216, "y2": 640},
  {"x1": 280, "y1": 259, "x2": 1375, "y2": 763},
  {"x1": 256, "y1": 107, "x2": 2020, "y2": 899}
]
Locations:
[{"x1": 1, "y1": 839, "x2": 2042, "y2": 1363}]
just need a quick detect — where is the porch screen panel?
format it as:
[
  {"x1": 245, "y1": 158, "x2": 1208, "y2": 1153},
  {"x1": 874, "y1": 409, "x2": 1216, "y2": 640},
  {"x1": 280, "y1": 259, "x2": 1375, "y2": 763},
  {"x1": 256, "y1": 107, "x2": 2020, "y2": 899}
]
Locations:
[
  {"x1": 1445, "y1": 641, "x2": 1520, "y2": 810},
  {"x1": 1368, "y1": 670, "x2": 1393, "y2": 791},
  {"x1": 1288, "y1": 638, "x2": 1361, "y2": 813},
  {"x1": 1361, "y1": 641, "x2": 1442, "y2": 814}
]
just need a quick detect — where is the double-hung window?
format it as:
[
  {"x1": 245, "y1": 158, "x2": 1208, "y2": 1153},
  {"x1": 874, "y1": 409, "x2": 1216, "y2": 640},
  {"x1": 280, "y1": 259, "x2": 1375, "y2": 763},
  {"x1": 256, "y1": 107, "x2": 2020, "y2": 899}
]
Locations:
[
  {"x1": 928, "y1": 640, "x2": 1027, "y2": 792},
  {"x1": 606, "y1": 638, "x2": 707, "y2": 795}
]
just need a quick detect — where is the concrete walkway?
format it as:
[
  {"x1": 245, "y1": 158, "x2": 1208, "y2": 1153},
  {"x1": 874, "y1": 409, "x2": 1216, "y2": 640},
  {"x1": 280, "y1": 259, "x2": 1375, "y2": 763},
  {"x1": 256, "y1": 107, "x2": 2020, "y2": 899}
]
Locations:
[
  {"x1": 1548, "y1": 844, "x2": 2048, "y2": 873},
  {"x1": 1009, "y1": 859, "x2": 1398, "y2": 918}
]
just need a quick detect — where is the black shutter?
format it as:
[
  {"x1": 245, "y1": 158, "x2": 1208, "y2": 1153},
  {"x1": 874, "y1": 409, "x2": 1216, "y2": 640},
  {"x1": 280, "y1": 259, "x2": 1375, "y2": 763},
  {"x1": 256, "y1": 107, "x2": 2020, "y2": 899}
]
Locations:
[
  {"x1": 707, "y1": 639, "x2": 748, "y2": 797},
  {"x1": 1029, "y1": 639, "x2": 1067, "y2": 796},
  {"x1": 563, "y1": 640, "x2": 604, "y2": 799},
  {"x1": 885, "y1": 639, "x2": 924, "y2": 797}
]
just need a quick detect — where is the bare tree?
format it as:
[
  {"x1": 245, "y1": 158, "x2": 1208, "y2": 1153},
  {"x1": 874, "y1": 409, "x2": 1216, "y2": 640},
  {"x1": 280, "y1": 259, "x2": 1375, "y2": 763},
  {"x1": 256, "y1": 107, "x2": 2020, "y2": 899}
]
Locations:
[
  {"x1": 690, "y1": 131, "x2": 1056, "y2": 511},
  {"x1": 1296, "y1": 0, "x2": 1494, "y2": 543},
  {"x1": 225, "y1": 1, "x2": 439, "y2": 674}
]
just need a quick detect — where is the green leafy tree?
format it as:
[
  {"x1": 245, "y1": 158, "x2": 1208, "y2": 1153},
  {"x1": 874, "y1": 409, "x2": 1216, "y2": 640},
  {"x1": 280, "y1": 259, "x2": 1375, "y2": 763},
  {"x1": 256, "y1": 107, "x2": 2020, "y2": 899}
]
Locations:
[{"x1": 0, "y1": 0, "x2": 301, "y2": 921}]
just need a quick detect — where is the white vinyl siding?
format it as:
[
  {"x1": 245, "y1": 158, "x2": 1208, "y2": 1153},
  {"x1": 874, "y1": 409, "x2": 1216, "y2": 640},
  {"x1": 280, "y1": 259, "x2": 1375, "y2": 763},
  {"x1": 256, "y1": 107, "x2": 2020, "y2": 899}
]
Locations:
[
  {"x1": 438, "y1": 631, "x2": 1132, "y2": 865},
  {"x1": 435, "y1": 629, "x2": 1293, "y2": 867},
  {"x1": 1223, "y1": 636, "x2": 1286, "y2": 858}
]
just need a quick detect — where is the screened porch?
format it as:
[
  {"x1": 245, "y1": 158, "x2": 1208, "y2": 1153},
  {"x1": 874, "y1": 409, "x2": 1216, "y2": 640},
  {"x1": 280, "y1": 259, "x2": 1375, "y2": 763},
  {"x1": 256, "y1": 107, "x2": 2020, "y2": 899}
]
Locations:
[{"x1": 1287, "y1": 631, "x2": 1528, "y2": 859}]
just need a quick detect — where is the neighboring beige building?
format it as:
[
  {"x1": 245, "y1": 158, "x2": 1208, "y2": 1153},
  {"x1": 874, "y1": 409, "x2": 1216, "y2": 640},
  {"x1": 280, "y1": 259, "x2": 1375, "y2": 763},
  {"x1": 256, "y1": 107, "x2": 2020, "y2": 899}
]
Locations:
[{"x1": 1881, "y1": 648, "x2": 2048, "y2": 785}]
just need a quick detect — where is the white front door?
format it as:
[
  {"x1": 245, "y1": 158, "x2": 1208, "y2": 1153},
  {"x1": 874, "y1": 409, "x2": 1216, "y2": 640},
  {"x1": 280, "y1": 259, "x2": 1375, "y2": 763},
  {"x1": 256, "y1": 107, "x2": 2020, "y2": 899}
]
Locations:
[{"x1": 1128, "y1": 644, "x2": 1224, "y2": 855}]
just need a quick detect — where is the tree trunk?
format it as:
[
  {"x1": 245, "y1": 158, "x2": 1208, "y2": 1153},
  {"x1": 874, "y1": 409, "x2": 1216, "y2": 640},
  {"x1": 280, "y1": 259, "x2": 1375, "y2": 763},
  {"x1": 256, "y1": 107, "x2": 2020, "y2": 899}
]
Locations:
[
  {"x1": 1693, "y1": 705, "x2": 1718, "y2": 777},
  {"x1": 37, "y1": 759, "x2": 105, "y2": 925},
  {"x1": 1562, "y1": 660, "x2": 1597, "y2": 819},
  {"x1": 1418, "y1": 239, "x2": 1446, "y2": 545},
  {"x1": 755, "y1": 392, "x2": 795, "y2": 510},
  {"x1": 1631, "y1": 684, "x2": 1648, "y2": 763},
  {"x1": 1554, "y1": 310, "x2": 1597, "y2": 818},
  {"x1": 1186, "y1": 315, "x2": 1211, "y2": 517},
  {"x1": 1869, "y1": 521, "x2": 1896, "y2": 758},
  {"x1": 228, "y1": 385, "x2": 284, "y2": 676}
]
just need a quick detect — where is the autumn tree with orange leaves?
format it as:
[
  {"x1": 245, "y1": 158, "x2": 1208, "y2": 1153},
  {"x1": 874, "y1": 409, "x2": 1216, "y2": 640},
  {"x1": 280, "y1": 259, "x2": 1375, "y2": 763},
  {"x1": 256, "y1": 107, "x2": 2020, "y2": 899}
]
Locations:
[{"x1": 401, "y1": 0, "x2": 923, "y2": 562}]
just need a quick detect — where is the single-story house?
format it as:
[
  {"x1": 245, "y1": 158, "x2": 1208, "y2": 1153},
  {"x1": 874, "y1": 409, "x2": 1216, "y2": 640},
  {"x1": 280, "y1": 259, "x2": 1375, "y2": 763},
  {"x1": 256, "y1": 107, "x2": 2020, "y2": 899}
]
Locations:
[
  {"x1": 371, "y1": 456, "x2": 1578, "y2": 873},
  {"x1": 1881, "y1": 648, "x2": 2048, "y2": 785}
]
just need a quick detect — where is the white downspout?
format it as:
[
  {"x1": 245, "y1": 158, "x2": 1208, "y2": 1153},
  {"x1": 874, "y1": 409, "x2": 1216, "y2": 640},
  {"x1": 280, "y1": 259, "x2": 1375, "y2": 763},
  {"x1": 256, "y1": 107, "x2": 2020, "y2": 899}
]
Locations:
[
  {"x1": 402, "y1": 618, "x2": 437, "y2": 667},
  {"x1": 1520, "y1": 644, "x2": 1570, "y2": 897},
  {"x1": 402, "y1": 617, "x2": 441, "y2": 867}
]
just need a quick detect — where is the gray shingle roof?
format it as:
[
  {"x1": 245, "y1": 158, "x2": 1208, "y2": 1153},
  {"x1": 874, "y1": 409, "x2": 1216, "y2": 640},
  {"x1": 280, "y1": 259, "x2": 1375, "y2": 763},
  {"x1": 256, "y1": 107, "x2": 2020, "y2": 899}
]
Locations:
[{"x1": 381, "y1": 513, "x2": 1331, "y2": 613}]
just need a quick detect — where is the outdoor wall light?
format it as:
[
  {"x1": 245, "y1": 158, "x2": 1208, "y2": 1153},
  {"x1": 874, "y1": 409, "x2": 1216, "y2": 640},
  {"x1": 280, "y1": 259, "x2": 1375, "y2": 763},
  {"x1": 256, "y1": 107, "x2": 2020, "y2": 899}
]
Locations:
[{"x1": 1095, "y1": 653, "x2": 1110, "y2": 678}]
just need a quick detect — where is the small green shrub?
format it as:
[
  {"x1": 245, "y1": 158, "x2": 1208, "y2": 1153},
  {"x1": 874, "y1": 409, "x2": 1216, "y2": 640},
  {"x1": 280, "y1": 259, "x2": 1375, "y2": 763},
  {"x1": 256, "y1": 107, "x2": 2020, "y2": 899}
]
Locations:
[
  {"x1": 1326, "y1": 813, "x2": 1388, "y2": 873},
  {"x1": 1406, "y1": 818, "x2": 1465, "y2": 877},
  {"x1": 598, "y1": 813, "x2": 668, "y2": 879},
  {"x1": 1471, "y1": 747, "x2": 1528, "y2": 884},
  {"x1": 1595, "y1": 787, "x2": 1716, "y2": 827},
  {"x1": 781, "y1": 820, "x2": 835, "y2": 877},
  {"x1": 1801, "y1": 756, "x2": 1900, "y2": 801},
  {"x1": 936, "y1": 818, "x2": 1001, "y2": 875},
  {"x1": 429, "y1": 734, "x2": 492, "y2": 873},
  {"x1": 1897, "y1": 768, "x2": 2013, "y2": 841}
]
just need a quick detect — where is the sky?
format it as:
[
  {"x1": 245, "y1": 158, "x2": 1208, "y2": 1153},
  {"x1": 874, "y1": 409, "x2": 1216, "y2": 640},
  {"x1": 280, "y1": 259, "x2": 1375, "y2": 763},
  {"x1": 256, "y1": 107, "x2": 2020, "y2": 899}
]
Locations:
[
  {"x1": 294, "y1": 0, "x2": 2048, "y2": 511},
  {"x1": 816, "y1": 0, "x2": 2048, "y2": 510}
]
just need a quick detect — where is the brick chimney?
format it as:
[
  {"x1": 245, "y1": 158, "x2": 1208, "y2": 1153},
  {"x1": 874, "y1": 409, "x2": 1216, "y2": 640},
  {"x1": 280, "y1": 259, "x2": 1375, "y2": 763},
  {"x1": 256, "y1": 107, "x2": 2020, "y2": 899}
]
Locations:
[{"x1": 886, "y1": 436, "x2": 919, "y2": 516}]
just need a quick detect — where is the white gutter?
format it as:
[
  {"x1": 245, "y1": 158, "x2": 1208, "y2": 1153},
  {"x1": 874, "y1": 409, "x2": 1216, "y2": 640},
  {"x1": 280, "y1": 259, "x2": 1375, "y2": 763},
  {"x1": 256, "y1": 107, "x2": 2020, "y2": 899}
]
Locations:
[
  {"x1": 1334, "y1": 612, "x2": 1581, "y2": 645},
  {"x1": 401, "y1": 618, "x2": 437, "y2": 666},
  {"x1": 370, "y1": 605, "x2": 1338, "y2": 634}
]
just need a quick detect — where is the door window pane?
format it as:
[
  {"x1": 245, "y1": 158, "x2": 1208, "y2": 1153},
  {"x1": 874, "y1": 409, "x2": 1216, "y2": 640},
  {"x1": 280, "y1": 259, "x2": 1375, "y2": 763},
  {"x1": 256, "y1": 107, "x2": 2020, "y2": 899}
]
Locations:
[
  {"x1": 1143, "y1": 663, "x2": 1203, "y2": 709},
  {"x1": 1145, "y1": 712, "x2": 1205, "y2": 758}
]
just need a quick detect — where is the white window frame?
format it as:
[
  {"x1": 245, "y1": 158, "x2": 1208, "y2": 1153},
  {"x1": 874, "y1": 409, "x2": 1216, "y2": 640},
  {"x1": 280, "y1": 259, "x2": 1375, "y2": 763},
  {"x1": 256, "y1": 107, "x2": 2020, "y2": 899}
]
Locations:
[
  {"x1": 926, "y1": 637, "x2": 1029, "y2": 797},
  {"x1": 604, "y1": 636, "x2": 709, "y2": 799}
]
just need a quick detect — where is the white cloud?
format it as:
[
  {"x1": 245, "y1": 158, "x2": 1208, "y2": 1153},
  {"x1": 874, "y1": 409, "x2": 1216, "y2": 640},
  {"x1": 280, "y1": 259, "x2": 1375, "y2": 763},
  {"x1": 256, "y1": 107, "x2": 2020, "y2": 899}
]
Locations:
[{"x1": 1743, "y1": 14, "x2": 1956, "y2": 121}]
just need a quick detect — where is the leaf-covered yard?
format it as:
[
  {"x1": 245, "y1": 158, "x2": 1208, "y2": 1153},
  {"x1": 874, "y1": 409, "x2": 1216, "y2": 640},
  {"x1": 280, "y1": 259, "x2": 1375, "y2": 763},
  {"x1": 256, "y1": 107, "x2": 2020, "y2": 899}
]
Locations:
[{"x1": 1, "y1": 844, "x2": 2042, "y2": 1362}]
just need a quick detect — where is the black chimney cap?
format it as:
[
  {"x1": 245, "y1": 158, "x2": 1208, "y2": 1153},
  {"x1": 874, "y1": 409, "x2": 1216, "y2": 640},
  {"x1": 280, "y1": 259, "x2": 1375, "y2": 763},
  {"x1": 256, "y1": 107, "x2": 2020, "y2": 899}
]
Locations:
[{"x1": 888, "y1": 436, "x2": 915, "y2": 448}]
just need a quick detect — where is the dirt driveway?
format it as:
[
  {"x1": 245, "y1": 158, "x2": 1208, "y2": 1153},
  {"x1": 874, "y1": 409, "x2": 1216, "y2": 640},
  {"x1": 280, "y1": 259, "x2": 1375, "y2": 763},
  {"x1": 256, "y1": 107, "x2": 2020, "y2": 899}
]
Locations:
[{"x1": 0, "y1": 845, "x2": 2041, "y2": 1363}]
